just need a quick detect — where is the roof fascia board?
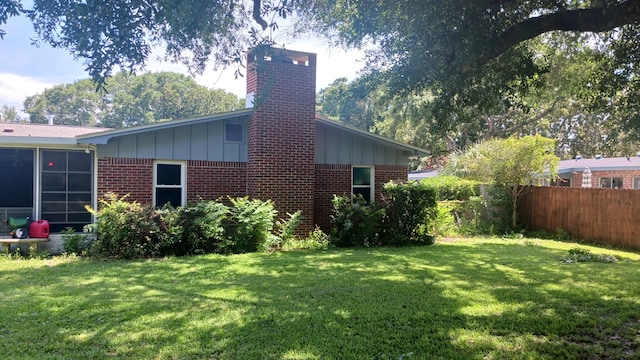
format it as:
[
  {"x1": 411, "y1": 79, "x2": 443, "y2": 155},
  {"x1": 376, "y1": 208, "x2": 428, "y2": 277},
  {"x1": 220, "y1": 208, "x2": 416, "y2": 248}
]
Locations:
[
  {"x1": 77, "y1": 109, "x2": 254, "y2": 144},
  {"x1": 558, "y1": 166, "x2": 640, "y2": 174},
  {"x1": 0, "y1": 137, "x2": 79, "y2": 145}
]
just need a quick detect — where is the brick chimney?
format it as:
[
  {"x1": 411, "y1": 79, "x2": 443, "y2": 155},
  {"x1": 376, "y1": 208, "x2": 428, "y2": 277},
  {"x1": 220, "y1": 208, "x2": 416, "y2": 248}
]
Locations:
[{"x1": 246, "y1": 47, "x2": 317, "y2": 234}]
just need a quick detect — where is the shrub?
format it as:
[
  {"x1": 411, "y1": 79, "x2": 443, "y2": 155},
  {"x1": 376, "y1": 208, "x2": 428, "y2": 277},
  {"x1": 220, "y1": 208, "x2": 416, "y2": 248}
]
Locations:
[
  {"x1": 420, "y1": 176, "x2": 480, "y2": 201},
  {"x1": 283, "y1": 226, "x2": 330, "y2": 251},
  {"x1": 271, "y1": 210, "x2": 304, "y2": 250},
  {"x1": 176, "y1": 200, "x2": 229, "y2": 255},
  {"x1": 61, "y1": 226, "x2": 93, "y2": 254},
  {"x1": 86, "y1": 193, "x2": 175, "y2": 258},
  {"x1": 378, "y1": 181, "x2": 437, "y2": 245},
  {"x1": 222, "y1": 197, "x2": 277, "y2": 254},
  {"x1": 329, "y1": 194, "x2": 384, "y2": 247},
  {"x1": 562, "y1": 248, "x2": 619, "y2": 263}
]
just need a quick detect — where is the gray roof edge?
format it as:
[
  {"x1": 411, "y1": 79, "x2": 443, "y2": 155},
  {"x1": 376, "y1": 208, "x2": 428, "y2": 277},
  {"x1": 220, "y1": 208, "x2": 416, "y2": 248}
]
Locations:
[
  {"x1": 315, "y1": 115, "x2": 429, "y2": 155},
  {"x1": 0, "y1": 136, "x2": 79, "y2": 145},
  {"x1": 558, "y1": 166, "x2": 640, "y2": 174},
  {"x1": 77, "y1": 109, "x2": 254, "y2": 144}
]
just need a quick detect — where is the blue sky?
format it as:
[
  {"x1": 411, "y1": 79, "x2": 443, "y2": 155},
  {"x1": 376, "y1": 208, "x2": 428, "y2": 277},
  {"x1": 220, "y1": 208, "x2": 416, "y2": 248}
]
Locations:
[{"x1": 0, "y1": 12, "x2": 364, "y2": 116}]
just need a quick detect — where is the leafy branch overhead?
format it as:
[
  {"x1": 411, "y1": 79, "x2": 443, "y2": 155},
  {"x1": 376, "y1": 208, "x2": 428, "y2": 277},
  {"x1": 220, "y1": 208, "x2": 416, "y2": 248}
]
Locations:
[{"x1": 1, "y1": 1, "x2": 638, "y2": 86}]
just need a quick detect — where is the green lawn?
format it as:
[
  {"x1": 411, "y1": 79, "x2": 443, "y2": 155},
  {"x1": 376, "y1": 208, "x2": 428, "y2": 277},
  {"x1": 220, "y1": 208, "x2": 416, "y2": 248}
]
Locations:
[{"x1": 1, "y1": 238, "x2": 638, "y2": 359}]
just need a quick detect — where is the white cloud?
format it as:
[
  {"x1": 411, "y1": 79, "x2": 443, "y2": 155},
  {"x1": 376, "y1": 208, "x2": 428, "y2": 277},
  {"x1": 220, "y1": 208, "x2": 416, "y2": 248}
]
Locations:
[
  {"x1": 142, "y1": 42, "x2": 365, "y2": 97},
  {"x1": 0, "y1": 73, "x2": 55, "y2": 111}
]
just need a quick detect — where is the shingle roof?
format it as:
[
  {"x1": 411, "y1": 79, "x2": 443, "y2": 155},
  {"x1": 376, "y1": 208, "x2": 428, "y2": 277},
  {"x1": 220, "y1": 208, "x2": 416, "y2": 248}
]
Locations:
[
  {"x1": 0, "y1": 123, "x2": 109, "y2": 138},
  {"x1": 0, "y1": 123, "x2": 110, "y2": 145},
  {"x1": 1, "y1": 112, "x2": 427, "y2": 155},
  {"x1": 558, "y1": 156, "x2": 640, "y2": 173}
]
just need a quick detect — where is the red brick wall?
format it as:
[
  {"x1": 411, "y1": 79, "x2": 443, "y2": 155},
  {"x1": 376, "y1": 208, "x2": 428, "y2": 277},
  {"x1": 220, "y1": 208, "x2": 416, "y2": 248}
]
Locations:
[
  {"x1": 97, "y1": 158, "x2": 154, "y2": 204},
  {"x1": 570, "y1": 170, "x2": 640, "y2": 189},
  {"x1": 374, "y1": 165, "x2": 409, "y2": 196},
  {"x1": 98, "y1": 158, "x2": 248, "y2": 205},
  {"x1": 313, "y1": 164, "x2": 409, "y2": 232},
  {"x1": 314, "y1": 164, "x2": 352, "y2": 231},
  {"x1": 246, "y1": 48, "x2": 317, "y2": 233},
  {"x1": 186, "y1": 161, "x2": 247, "y2": 201}
]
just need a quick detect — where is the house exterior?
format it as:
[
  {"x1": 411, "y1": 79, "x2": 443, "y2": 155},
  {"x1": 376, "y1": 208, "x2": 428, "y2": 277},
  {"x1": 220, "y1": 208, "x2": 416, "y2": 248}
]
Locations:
[
  {"x1": 0, "y1": 47, "x2": 426, "y2": 251},
  {"x1": 555, "y1": 155, "x2": 640, "y2": 189}
]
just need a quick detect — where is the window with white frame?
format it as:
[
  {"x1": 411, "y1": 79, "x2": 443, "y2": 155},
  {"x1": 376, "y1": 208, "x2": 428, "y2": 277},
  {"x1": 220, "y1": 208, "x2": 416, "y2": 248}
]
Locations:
[
  {"x1": 154, "y1": 161, "x2": 185, "y2": 207},
  {"x1": 599, "y1": 177, "x2": 623, "y2": 189},
  {"x1": 352, "y1": 166, "x2": 373, "y2": 203},
  {"x1": 634, "y1": 177, "x2": 640, "y2": 190}
]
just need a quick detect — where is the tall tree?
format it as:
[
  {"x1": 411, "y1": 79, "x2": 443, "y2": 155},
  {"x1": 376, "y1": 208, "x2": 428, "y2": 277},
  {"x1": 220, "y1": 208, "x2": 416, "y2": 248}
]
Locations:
[
  {"x1": 24, "y1": 72, "x2": 243, "y2": 127},
  {"x1": 445, "y1": 135, "x2": 559, "y2": 229},
  {"x1": 301, "y1": 0, "x2": 640, "y2": 135},
  {"x1": 0, "y1": 104, "x2": 21, "y2": 122}
]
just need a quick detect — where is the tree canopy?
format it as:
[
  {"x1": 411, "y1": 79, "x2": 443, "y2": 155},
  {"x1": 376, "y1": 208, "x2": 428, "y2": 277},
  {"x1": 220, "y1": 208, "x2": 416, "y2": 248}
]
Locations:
[
  {"x1": 2, "y1": 0, "x2": 638, "y2": 148},
  {"x1": 317, "y1": 29, "x2": 640, "y2": 159},
  {"x1": 1, "y1": 1, "x2": 638, "y2": 86},
  {"x1": 445, "y1": 135, "x2": 559, "y2": 228},
  {"x1": 24, "y1": 72, "x2": 243, "y2": 128}
]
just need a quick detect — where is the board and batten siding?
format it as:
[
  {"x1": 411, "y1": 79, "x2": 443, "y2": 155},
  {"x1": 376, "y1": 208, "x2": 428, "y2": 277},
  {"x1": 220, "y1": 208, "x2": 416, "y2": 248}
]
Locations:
[
  {"x1": 98, "y1": 118, "x2": 248, "y2": 162},
  {"x1": 315, "y1": 123, "x2": 410, "y2": 166}
]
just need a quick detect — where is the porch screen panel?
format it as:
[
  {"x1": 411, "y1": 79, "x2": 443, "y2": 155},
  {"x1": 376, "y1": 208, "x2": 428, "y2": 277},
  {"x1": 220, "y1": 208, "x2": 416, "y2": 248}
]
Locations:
[
  {"x1": 0, "y1": 148, "x2": 34, "y2": 207},
  {"x1": 41, "y1": 150, "x2": 93, "y2": 232}
]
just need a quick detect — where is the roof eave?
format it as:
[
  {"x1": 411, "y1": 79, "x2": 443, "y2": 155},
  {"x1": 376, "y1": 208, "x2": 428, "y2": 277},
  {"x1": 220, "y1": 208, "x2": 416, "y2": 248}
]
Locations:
[
  {"x1": 77, "y1": 109, "x2": 254, "y2": 144},
  {"x1": 0, "y1": 136, "x2": 79, "y2": 145}
]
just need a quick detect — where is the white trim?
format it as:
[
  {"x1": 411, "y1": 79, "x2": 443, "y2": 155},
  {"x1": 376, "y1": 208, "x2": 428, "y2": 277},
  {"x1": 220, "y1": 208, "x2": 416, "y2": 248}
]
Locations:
[{"x1": 153, "y1": 160, "x2": 186, "y2": 207}]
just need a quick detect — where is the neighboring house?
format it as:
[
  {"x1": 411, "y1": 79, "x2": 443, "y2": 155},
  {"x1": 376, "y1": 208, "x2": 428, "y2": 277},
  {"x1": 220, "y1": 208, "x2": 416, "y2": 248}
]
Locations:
[
  {"x1": 0, "y1": 47, "x2": 426, "y2": 252},
  {"x1": 408, "y1": 169, "x2": 441, "y2": 181},
  {"x1": 555, "y1": 155, "x2": 640, "y2": 189}
]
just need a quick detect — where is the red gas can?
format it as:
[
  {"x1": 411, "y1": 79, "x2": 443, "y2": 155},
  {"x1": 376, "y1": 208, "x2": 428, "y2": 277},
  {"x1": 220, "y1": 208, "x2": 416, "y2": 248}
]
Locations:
[{"x1": 29, "y1": 220, "x2": 50, "y2": 238}]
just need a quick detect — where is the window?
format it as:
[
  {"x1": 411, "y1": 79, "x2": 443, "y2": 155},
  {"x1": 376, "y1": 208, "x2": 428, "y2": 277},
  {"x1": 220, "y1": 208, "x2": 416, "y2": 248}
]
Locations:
[
  {"x1": 634, "y1": 177, "x2": 640, "y2": 190},
  {"x1": 41, "y1": 150, "x2": 93, "y2": 232},
  {"x1": 352, "y1": 166, "x2": 373, "y2": 203},
  {"x1": 224, "y1": 122, "x2": 243, "y2": 143},
  {"x1": 154, "y1": 162, "x2": 185, "y2": 207},
  {"x1": 0, "y1": 148, "x2": 34, "y2": 207},
  {"x1": 599, "y1": 177, "x2": 623, "y2": 189},
  {"x1": 550, "y1": 178, "x2": 571, "y2": 187}
]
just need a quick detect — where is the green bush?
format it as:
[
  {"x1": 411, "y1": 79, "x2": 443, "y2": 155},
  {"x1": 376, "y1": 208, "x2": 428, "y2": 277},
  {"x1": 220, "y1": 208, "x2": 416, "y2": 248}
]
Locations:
[
  {"x1": 420, "y1": 176, "x2": 480, "y2": 201},
  {"x1": 222, "y1": 197, "x2": 278, "y2": 254},
  {"x1": 176, "y1": 200, "x2": 229, "y2": 255},
  {"x1": 61, "y1": 226, "x2": 93, "y2": 254},
  {"x1": 84, "y1": 194, "x2": 307, "y2": 258},
  {"x1": 330, "y1": 182, "x2": 438, "y2": 248},
  {"x1": 329, "y1": 194, "x2": 384, "y2": 247},
  {"x1": 86, "y1": 193, "x2": 175, "y2": 258},
  {"x1": 283, "y1": 226, "x2": 330, "y2": 251},
  {"x1": 379, "y1": 181, "x2": 437, "y2": 245}
]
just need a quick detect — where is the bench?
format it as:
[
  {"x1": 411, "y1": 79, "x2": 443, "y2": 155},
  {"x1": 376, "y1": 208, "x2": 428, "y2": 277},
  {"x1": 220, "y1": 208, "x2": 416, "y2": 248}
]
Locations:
[{"x1": 0, "y1": 237, "x2": 50, "y2": 253}]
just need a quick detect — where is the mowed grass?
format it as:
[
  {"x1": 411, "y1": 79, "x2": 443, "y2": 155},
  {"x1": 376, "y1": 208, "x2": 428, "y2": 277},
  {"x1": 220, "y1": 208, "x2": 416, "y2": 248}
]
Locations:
[{"x1": 1, "y1": 238, "x2": 639, "y2": 359}]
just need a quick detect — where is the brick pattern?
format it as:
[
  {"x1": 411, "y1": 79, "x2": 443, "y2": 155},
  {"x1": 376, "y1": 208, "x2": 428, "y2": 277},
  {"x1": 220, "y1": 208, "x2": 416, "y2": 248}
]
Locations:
[
  {"x1": 312, "y1": 164, "x2": 409, "y2": 232},
  {"x1": 97, "y1": 158, "x2": 153, "y2": 204},
  {"x1": 314, "y1": 164, "x2": 352, "y2": 231},
  {"x1": 187, "y1": 161, "x2": 247, "y2": 201},
  {"x1": 246, "y1": 49, "x2": 317, "y2": 234},
  {"x1": 570, "y1": 170, "x2": 640, "y2": 189},
  {"x1": 374, "y1": 165, "x2": 409, "y2": 196},
  {"x1": 98, "y1": 158, "x2": 248, "y2": 205}
]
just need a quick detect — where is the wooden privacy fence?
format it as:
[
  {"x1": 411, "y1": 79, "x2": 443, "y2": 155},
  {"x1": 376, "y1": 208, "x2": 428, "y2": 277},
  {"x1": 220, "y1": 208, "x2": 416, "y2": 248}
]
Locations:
[{"x1": 518, "y1": 186, "x2": 640, "y2": 250}]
